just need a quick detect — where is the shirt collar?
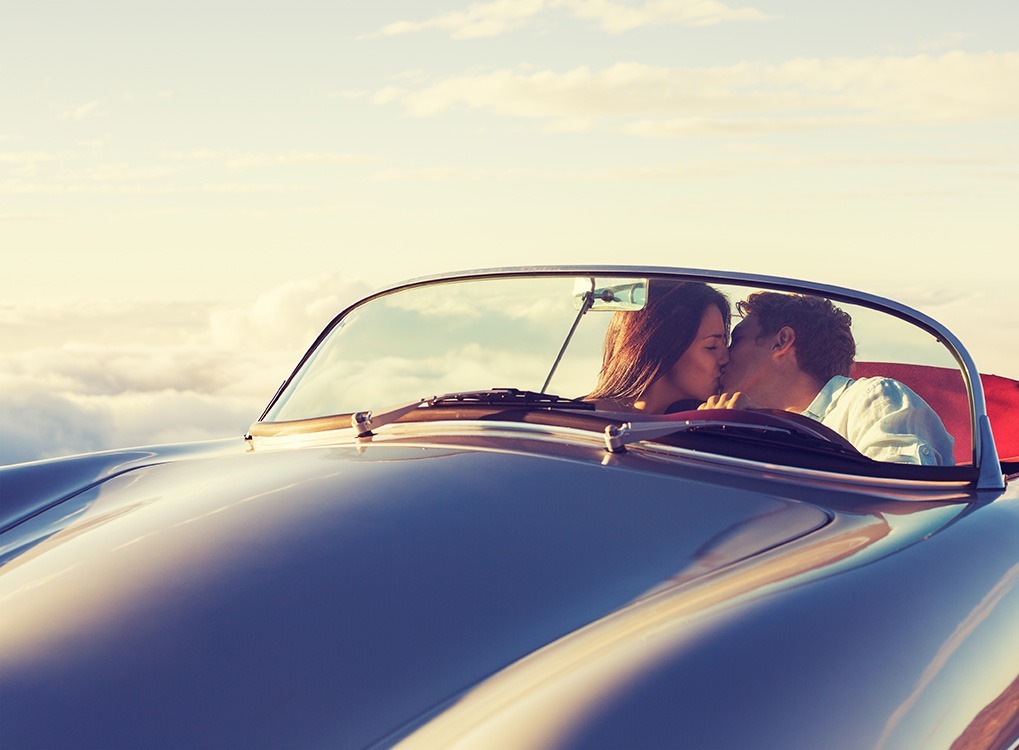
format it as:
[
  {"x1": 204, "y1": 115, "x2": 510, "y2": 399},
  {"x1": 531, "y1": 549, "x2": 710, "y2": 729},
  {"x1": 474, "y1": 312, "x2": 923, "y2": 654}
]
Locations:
[{"x1": 801, "y1": 375, "x2": 853, "y2": 421}]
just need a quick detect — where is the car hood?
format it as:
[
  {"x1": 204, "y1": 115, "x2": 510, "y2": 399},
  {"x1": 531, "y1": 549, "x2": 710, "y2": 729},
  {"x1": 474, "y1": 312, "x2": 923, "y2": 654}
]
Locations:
[{"x1": 1, "y1": 441, "x2": 829, "y2": 749}]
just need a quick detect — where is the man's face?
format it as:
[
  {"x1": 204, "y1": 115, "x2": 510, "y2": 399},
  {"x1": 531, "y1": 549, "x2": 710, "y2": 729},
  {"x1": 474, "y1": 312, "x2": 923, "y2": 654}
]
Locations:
[{"x1": 719, "y1": 314, "x2": 773, "y2": 396}]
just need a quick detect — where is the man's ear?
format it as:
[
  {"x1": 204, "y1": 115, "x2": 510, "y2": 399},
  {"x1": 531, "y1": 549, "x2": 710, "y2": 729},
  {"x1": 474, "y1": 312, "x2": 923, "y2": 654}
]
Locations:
[{"x1": 772, "y1": 326, "x2": 796, "y2": 357}]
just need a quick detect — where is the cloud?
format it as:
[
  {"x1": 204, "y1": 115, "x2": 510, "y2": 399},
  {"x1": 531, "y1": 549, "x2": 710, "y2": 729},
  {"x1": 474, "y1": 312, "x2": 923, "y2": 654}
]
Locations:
[
  {"x1": 904, "y1": 290, "x2": 1019, "y2": 379},
  {"x1": 0, "y1": 384, "x2": 114, "y2": 465},
  {"x1": 559, "y1": 0, "x2": 769, "y2": 31},
  {"x1": 208, "y1": 274, "x2": 372, "y2": 351},
  {"x1": 366, "y1": 0, "x2": 767, "y2": 39},
  {"x1": 0, "y1": 339, "x2": 288, "y2": 464},
  {"x1": 0, "y1": 382, "x2": 254, "y2": 466},
  {"x1": 913, "y1": 32, "x2": 975, "y2": 54},
  {"x1": 59, "y1": 101, "x2": 102, "y2": 120},
  {"x1": 368, "y1": 0, "x2": 548, "y2": 39},
  {"x1": 4, "y1": 345, "x2": 242, "y2": 397},
  {"x1": 376, "y1": 53, "x2": 1019, "y2": 134},
  {"x1": 269, "y1": 344, "x2": 598, "y2": 421},
  {"x1": 0, "y1": 273, "x2": 372, "y2": 465}
]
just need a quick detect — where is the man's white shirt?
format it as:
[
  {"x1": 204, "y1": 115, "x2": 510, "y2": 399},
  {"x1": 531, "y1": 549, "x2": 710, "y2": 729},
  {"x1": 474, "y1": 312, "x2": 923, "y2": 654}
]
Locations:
[{"x1": 802, "y1": 376, "x2": 955, "y2": 465}]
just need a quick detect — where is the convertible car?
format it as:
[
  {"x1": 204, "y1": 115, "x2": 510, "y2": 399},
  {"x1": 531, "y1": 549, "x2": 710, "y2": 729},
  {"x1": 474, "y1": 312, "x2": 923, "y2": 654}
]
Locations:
[{"x1": 2, "y1": 266, "x2": 1017, "y2": 749}]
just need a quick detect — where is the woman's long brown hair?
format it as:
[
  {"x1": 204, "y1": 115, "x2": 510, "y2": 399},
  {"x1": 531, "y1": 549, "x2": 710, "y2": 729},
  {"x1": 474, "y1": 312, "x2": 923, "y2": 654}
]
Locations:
[{"x1": 588, "y1": 280, "x2": 730, "y2": 404}]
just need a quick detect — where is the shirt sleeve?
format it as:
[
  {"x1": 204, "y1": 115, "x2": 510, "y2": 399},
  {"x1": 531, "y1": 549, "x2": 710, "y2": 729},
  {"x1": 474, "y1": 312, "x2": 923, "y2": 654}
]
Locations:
[{"x1": 842, "y1": 378, "x2": 955, "y2": 466}]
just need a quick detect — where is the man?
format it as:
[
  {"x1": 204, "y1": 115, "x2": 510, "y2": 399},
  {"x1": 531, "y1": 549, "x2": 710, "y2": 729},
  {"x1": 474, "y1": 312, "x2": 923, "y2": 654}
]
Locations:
[{"x1": 701, "y1": 292, "x2": 954, "y2": 465}]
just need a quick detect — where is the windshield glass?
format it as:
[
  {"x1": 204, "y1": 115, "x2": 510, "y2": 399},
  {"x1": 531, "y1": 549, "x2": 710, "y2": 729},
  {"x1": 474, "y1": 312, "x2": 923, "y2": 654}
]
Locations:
[
  {"x1": 261, "y1": 273, "x2": 972, "y2": 468},
  {"x1": 265, "y1": 276, "x2": 614, "y2": 418}
]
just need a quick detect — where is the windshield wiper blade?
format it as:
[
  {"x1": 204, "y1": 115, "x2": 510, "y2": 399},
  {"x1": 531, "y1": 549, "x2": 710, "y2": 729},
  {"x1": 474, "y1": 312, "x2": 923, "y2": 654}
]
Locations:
[
  {"x1": 351, "y1": 389, "x2": 595, "y2": 437},
  {"x1": 430, "y1": 388, "x2": 595, "y2": 409},
  {"x1": 603, "y1": 419, "x2": 792, "y2": 453}
]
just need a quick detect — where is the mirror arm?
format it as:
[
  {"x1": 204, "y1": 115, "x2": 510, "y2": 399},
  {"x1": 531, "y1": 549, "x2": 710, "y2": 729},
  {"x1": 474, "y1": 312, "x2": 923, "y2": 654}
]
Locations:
[{"x1": 540, "y1": 289, "x2": 595, "y2": 394}]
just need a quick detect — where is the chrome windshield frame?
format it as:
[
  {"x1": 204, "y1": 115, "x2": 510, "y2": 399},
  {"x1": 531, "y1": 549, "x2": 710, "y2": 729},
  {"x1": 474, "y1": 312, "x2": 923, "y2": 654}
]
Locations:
[{"x1": 256, "y1": 265, "x2": 1002, "y2": 491}]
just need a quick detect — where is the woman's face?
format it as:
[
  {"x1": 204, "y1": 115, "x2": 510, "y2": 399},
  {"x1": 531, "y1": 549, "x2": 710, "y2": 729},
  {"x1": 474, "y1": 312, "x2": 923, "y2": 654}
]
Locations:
[{"x1": 660, "y1": 305, "x2": 730, "y2": 403}]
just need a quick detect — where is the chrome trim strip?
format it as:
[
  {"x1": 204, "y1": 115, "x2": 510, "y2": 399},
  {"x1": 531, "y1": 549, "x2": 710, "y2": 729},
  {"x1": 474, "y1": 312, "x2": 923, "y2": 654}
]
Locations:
[{"x1": 251, "y1": 418, "x2": 976, "y2": 495}]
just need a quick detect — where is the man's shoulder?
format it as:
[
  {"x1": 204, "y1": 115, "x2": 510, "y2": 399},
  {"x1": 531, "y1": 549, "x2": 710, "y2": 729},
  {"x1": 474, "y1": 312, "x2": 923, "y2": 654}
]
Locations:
[
  {"x1": 845, "y1": 375, "x2": 910, "y2": 396},
  {"x1": 824, "y1": 375, "x2": 919, "y2": 420},
  {"x1": 807, "y1": 375, "x2": 929, "y2": 423},
  {"x1": 841, "y1": 375, "x2": 944, "y2": 421}
]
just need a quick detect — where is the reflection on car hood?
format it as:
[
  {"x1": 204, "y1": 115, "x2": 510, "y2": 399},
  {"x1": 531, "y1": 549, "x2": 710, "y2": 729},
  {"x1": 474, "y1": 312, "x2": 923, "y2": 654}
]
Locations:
[{"x1": 1, "y1": 442, "x2": 828, "y2": 748}]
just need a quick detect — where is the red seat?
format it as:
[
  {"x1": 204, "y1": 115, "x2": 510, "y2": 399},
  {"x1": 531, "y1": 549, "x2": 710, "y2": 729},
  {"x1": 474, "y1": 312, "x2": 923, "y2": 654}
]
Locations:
[{"x1": 850, "y1": 362, "x2": 1019, "y2": 464}]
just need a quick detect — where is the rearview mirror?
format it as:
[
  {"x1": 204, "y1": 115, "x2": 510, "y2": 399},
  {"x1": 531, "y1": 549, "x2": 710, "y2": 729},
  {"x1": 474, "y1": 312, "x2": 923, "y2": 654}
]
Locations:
[{"x1": 572, "y1": 277, "x2": 648, "y2": 312}]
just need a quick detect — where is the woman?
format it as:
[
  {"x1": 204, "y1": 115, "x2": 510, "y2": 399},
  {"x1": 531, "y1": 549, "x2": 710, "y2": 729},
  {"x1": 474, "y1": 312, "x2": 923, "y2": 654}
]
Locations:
[{"x1": 587, "y1": 280, "x2": 731, "y2": 414}]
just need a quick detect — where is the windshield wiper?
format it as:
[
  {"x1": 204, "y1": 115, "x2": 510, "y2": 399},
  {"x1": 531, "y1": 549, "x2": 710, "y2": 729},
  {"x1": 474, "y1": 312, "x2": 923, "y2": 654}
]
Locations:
[
  {"x1": 603, "y1": 418, "x2": 869, "y2": 461},
  {"x1": 352, "y1": 389, "x2": 595, "y2": 437},
  {"x1": 603, "y1": 419, "x2": 793, "y2": 453},
  {"x1": 430, "y1": 388, "x2": 595, "y2": 409}
]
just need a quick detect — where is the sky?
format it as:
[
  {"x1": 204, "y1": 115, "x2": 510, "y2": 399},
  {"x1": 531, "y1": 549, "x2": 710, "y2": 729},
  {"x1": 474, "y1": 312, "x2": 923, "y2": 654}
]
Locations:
[{"x1": 2, "y1": 0, "x2": 1017, "y2": 465}]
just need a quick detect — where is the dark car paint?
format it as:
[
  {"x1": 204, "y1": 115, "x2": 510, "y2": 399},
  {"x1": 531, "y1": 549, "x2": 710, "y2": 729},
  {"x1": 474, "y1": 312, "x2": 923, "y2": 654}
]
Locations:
[
  {"x1": 412, "y1": 489, "x2": 1019, "y2": 750},
  {"x1": 0, "y1": 437, "x2": 247, "y2": 534},
  {"x1": 3, "y1": 430, "x2": 1016, "y2": 749},
  {"x1": 3, "y1": 438, "x2": 837, "y2": 748}
]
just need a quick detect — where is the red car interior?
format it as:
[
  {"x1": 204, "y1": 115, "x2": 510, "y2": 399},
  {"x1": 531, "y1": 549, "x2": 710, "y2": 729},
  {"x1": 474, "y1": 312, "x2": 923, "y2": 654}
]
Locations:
[{"x1": 850, "y1": 362, "x2": 1019, "y2": 464}]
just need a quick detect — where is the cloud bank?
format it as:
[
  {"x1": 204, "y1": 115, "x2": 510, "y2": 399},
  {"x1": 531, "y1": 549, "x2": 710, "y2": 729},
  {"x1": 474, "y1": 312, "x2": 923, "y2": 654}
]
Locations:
[{"x1": 0, "y1": 274, "x2": 371, "y2": 466}]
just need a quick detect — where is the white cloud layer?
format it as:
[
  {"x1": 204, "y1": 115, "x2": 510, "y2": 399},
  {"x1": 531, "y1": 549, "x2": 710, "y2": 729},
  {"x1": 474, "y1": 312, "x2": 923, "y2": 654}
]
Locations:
[
  {"x1": 0, "y1": 274, "x2": 371, "y2": 466},
  {"x1": 376, "y1": 53, "x2": 1019, "y2": 133},
  {"x1": 369, "y1": 0, "x2": 768, "y2": 39}
]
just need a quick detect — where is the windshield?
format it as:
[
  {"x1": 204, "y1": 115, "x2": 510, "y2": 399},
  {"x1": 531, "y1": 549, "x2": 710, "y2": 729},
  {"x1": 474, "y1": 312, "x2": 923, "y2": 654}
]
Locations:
[{"x1": 260, "y1": 272, "x2": 974, "y2": 469}]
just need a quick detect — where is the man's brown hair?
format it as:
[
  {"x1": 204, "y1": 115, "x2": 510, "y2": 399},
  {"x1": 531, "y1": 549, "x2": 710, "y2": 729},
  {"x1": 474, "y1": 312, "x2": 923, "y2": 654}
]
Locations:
[{"x1": 737, "y1": 292, "x2": 855, "y2": 384}]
